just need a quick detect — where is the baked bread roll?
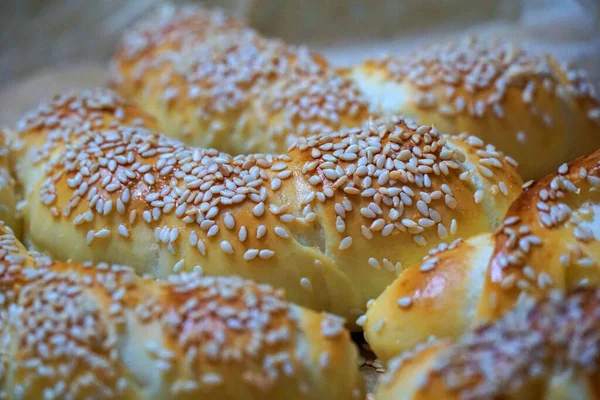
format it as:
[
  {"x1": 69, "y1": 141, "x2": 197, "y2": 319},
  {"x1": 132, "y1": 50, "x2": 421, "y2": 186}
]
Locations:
[
  {"x1": 348, "y1": 37, "x2": 600, "y2": 180},
  {"x1": 14, "y1": 88, "x2": 521, "y2": 322},
  {"x1": 10, "y1": 88, "x2": 158, "y2": 201},
  {"x1": 375, "y1": 288, "x2": 600, "y2": 400},
  {"x1": 0, "y1": 221, "x2": 364, "y2": 399},
  {"x1": 0, "y1": 129, "x2": 19, "y2": 236},
  {"x1": 111, "y1": 5, "x2": 373, "y2": 155},
  {"x1": 363, "y1": 148, "x2": 600, "y2": 362}
]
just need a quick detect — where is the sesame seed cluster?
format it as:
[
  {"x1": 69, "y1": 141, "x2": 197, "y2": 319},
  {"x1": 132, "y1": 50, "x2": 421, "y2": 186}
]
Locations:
[
  {"x1": 350, "y1": 36, "x2": 600, "y2": 180},
  {"x1": 380, "y1": 288, "x2": 600, "y2": 399},
  {"x1": 374, "y1": 37, "x2": 600, "y2": 123},
  {"x1": 481, "y1": 148, "x2": 600, "y2": 319},
  {"x1": 361, "y1": 148, "x2": 599, "y2": 368},
  {"x1": 111, "y1": 5, "x2": 373, "y2": 155},
  {"x1": 0, "y1": 221, "x2": 361, "y2": 399},
  {"x1": 16, "y1": 87, "x2": 521, "y2": 319}
]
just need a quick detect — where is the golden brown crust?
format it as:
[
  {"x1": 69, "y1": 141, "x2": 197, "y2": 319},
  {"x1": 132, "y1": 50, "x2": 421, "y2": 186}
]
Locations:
[
  {"x1": 11, "y1": 88, "x2": 157, "y2": 200},
  {"x1": 477, "y1": 148, "x2": 600, "y2": 320},
  {"x1": 110, "y1": 5, "x2": 372, "y2": 155},
  {"x1": 15, "y1": 89, "x2": 521, "y2": 322},
  {"x1": 0, "y1": 221, "x2": 363, "y2": 399},
  {"x1": 363, "y1": 148, "x2": 599, "y2": 364},
  {"x1": 362, "y1": 234, "x2": 493, "y2": 363},
  {"x1": 349, "y1": 37, "x2": 600, "y2": 180},
  {"x1": 377, "y1": 288, "x2": 600, "y2": 400}
]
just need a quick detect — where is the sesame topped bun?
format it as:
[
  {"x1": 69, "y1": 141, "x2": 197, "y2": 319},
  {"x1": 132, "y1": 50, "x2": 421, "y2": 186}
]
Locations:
[
  {"x1": 348, "y1": 37, "x2": 600, "y2": 180},
  {"x1": 111, "y1": 5, "x2": 373, "y2": 155},
  {"x1": 15, "y1": 89, "x2": 520, "y2": 323}
]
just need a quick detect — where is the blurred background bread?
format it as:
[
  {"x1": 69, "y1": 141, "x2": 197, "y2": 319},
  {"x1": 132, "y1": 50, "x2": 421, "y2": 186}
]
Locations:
[{"x1": 1, "y1": 0, "x2": 599, "y2": 128}]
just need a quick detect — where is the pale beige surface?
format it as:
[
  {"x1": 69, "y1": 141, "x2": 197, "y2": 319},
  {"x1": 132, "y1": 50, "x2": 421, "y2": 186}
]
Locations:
[
  {"x1": 0, "y1": 64, "x2": 107, "y2": 127},
  {"x1": 1, "y1": 0, "x2": 598, "y2": 91}
]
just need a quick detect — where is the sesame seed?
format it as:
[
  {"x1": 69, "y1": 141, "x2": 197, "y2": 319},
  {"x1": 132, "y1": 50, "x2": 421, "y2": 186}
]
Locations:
[
  {"x1": 220, "y1": 240, "x2": 234, "y2": 255},
  {"x1": 558, "y1": 163, "x2": 568, "y2": 175},
  {"x1": 243, "y1": 249, "x2": 259, "y2": 260},
  {"x1": 368, "y1": 258, "x2": 380, "y2": 270},
  {"x1": 257, "y1": 225, "x2": 267, "y2": 239},
  {"x1": 450, "y1": 219, "x2": 457, "y2": 235},
  {"x1": 117, "y1": 224, "x2": 129, "y2": 238},
  {"x1": 413, "y1": 235, "x2": 427, "y2": 246},
  {"x1": 356, "y1": 315, "x2": 367, "y2": 326},
  {"x1": 95, "y1": 229, "x2": 110, "y2": 238},
  {"x1": 300, "y1": 277, "x2": 313, "y2": 291},
  {"x1": 339, "y1": 236, "x2": 353, "y2": 250},
  {"x1": 473, "y1": 189, "x2": 485, "y2": 204},
  {"x1": 274, "y1": 226, "x2": 289, "y2": 239},
  {"x1": 224, "y1": 213, "x2": 235, "y2": 229},
  {"x1": 252, "y1": 202, "x2": 265, "y2": 217},
  {"x1": 173, "y1": 259, "x2": 184, "y2": 272},
  {"x1": 238, "y1": 226, "x2": 247, "y2": 242},
  {"x1": 397, "y1": 297, "x2": 412, "y2": 308},
  {"x1": 259, "y1": 249, "x2": 275, "y2": 259}
]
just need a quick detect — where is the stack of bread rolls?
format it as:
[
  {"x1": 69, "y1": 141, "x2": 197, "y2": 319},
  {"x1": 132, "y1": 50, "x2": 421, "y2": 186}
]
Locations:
[{"x1": 1, "y1": 3, "x2": 599, "y2": 399}]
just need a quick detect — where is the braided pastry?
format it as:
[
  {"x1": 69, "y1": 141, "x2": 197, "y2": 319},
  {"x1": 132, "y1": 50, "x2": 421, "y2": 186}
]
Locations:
[
  {"x1": 376, "y1": 287, "x2": 600, "y2": 399},
  {"x1": 0, "y1": 221, "x2": 363, "y2": 399},
  {"x1": 12, "y1": 88, "x2": 521, "y2": 322},
  {"x1": 363, "y1": 148, "x2": 600, "y2": 362}
]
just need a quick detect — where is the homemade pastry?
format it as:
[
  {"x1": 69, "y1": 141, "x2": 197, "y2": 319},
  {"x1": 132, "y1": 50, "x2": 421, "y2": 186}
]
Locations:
[
  {"x1": 13, "y1": 88, "x2": 521, "y2": 322},
  {"x1": 111, "y1": 5, "x2": 373, "y2": 155},
  {"x1": 362, "y1": 148, "x2": 600, "y2": 362},
  {"x1": 348, "y1": 37, "x2": 600, "y2": 180},
  {"x1": 375, "y1": 287, "x2": 600, "y2": 400},
  {"x1": 0, "y1": 221, "x2": 364, "y2": 399}
]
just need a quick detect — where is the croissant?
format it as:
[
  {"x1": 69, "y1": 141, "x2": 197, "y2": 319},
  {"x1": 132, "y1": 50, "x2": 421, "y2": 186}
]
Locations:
[
  {"x1": 347, "y1": 37, "x2": 600, "y2": 180},
  {"x1": 11, "y1": 88, "x2": 521, "y2": 323},
  {"x1": 110, "y1": 5, "x2": 373, "y2": 155},
  {"x1": 375, "y1": 287, "x2": 600, "y2": 399},
  {"x1": 0, "y1": 221, "x2": 363, "y2": 399},
  {"x1": 363, "y1": 148, "x2": 600, "y2": 362}
]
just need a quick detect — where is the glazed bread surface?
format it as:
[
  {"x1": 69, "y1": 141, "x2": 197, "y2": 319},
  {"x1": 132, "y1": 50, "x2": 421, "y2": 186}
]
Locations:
[
  {"x1": 363, "y1": 148, "x2": 600, "y2": 362},
  {"x1": 348, "y1": 37, "x2": 600, "y2": 180},
  {"x1": 14, "y1": 88, "x2": 521, "y2": 322},
  {"x1": 376, "y1": 288, "x2": 600, "y2": 400},
  {"x1": 0, "y1": 221, "x2": 363, "y2": 399}
]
